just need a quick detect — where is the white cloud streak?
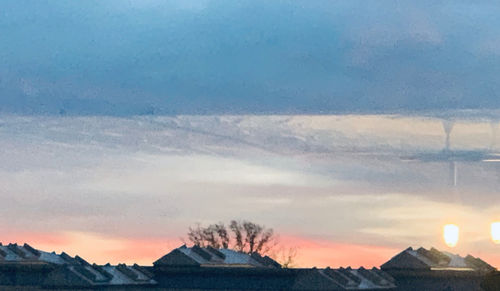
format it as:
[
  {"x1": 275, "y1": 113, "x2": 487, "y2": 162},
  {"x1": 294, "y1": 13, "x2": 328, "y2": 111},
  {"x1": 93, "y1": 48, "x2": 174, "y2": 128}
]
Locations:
[{"x1": 1, "y1": 114, "x2": 500, "y2": 257}]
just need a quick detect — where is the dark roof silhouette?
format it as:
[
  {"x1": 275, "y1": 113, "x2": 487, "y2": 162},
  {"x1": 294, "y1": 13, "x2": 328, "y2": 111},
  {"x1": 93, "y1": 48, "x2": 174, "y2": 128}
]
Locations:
[
  {"x1": 416, "y1": 247, "x2": 451, "y2": 265},
  {"x1": 381, "y1": 246, "x2": 497, "y2": 291},
  {"x1": 154, "y1": 245, "x2": 281, "y2": 268},
  {"x1": 381, "y1": 247, "x2": 430, "y2": 270},
  {"x1": 381, "y1": 246, "x2": 496, "y2": 272},
  {"x1": 1, "y1": 243, "x2": 495, "y2": 290},
  {"x1": 464, "y1": 255, "x2": 497, "y2": 273},
  {"x1": 291, "y1": 268, "x2": 345, "y2": 290},
  {"x1": 152, "y1": 266, "x2": 396, "y2": 290},
  {"x1": 153, "y1": 245, "x2": 396, "y2": 290},
  {"x1": 154, "y1": 248, "x2": 201, "y2": 267},
  {"x1": 0, "y1": 242, "x2": 156, "y2": 288}
]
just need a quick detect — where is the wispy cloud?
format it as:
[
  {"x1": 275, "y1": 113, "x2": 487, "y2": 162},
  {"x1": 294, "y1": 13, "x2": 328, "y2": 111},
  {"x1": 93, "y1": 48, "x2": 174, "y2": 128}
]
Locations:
[{"x1": 1, "y1": 114, "x2": 500, "y2": 266}]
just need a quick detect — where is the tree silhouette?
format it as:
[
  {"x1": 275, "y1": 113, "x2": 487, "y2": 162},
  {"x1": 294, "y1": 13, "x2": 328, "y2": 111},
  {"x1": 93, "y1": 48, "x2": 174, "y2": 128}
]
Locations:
[
  {"x1": 187, "y1": 220, "x2": 275, "y2": 255},
  {"x1": 186, "y1": 220, "x2": 299, "y2": 267}
]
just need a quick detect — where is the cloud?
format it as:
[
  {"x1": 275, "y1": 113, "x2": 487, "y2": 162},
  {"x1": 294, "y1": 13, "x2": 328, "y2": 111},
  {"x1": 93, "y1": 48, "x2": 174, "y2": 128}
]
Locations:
[
  {"x1": 1, "y1": 1, "x2": 500, "y2": 114},
  {"x1": 1, "y1": 114, "x2": 500, "y2": 252}
]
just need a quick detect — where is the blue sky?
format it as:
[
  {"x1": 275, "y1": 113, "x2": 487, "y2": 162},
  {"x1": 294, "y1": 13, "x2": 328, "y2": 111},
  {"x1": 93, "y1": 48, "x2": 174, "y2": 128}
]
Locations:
[{"x1": 2, "y1": 0, "x2": 500, "y2": 115}]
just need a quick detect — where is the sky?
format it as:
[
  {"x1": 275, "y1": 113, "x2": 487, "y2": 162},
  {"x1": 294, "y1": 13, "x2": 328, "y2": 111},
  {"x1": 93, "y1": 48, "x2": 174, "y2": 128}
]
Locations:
[
  {"x1": 1, "y1": 0, "x2": 500, "y2": 267},
  {"x1": 2, "y1": 0, "x2": 500, "y2": 115}
]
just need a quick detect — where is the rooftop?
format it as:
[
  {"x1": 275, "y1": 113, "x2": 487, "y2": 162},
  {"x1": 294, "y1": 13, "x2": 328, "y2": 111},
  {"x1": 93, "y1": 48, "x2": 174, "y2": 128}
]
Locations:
[
  {"x1": 381, "y1": 246, "x2": 496, "y2": 273},
  {"x1": 152, "y1": 245, "x2": 396, "y2": 290},
  {"x1": 154, "y1": 244, "x2": 281, "y2": 268},
  {"x1": 0, "y1": 242, "x2": 156, "y2": 288}
]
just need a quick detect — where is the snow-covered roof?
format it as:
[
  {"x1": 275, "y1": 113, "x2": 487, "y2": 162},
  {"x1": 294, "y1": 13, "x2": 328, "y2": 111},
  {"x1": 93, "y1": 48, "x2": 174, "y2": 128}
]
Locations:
[
  {"x1": 381, "y1": 246, "x2": 496, "y2": 273},
  {"x1": 0, "y1": 242, "x2": 156, "y2": 287},
  {"x1": 290, "y1": 267, "x2": 396, "y2": 290},
  {"x1": 0, "y1": 243, "x2": 65, "y2": 264},
  {"x1": 155, "y1": 245, "x2": 281, "y2": 268}
]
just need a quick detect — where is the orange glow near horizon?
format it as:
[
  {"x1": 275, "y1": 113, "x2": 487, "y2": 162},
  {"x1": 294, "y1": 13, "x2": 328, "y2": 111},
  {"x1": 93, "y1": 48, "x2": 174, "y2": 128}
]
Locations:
[
  {"x1": 4, "y1": 230, "x2": 500, "y2": 268},
  {"x1": 443, "y1": 224, "x2": 459, "y2": 247},
  {"x1": 282, "y1": 236, "x2": 399, "y2": 268},
  {"x1": 0, "y1": 231, "x2": 398, "y2": 267}
]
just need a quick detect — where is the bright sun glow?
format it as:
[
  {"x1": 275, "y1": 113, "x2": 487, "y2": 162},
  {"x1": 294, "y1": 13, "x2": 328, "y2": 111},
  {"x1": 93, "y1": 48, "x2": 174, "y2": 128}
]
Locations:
[
  {"x1": 443, "y1": 224, "x2": 459, "y2": 247},
  {"x1": 491, "y1": 222, "x2": 500, "y2": 244}
]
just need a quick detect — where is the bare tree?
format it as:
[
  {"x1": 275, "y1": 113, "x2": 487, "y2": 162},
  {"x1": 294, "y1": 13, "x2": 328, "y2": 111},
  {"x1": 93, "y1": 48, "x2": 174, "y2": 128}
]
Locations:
[
  {"x1": 187, "y1": 223, "x2": 205, "y2": 247},
  {"x1": 256, "y1": 228, "x2": 274, "y2": 254},
  {"x1": 203, "y1": 224, "x2": 219, "y2": 248},
  {"x1": 187, "y1": 220, "x2": 279, "y2": 255},
  {"x1": 229, "y1": 220, "x2": 244, "y2": 251},
  {"x1": 214, "y1": 223, "x2": 229, "y2": 249},
  {"x1": 271, "y1": 246, "x2": 299, "y2": 268}
]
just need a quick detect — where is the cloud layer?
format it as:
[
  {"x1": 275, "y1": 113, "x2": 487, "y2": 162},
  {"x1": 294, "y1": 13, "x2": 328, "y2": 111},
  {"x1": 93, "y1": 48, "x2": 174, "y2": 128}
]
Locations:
[
  {"x1": 2, "y1": 1, "x2": 500, "y2": 114},
  {"x1": 1, "y1": 114, "x2": 500, "y2": 266}
]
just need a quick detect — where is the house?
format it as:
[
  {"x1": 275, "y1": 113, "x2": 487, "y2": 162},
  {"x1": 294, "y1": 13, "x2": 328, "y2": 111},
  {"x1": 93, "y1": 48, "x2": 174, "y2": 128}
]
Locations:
[
  {"x1": 0, "y1": 242, "x2": 156, "y2": 289},
  {"x1": 152, "y1": 245, "x2": 396, "y2": 290},
  {"x1": 153, "y1": 244, "x2": 281, "y2": 268},
  {"x1": 0, "y1": 242, "x2": 396, "y2": 290},
  {"x1": 381, "y1": 246, "x2": 496, "y2": 291},
  {"x1": 5, "y1": 242, "x2": 495, "y2": 290}
]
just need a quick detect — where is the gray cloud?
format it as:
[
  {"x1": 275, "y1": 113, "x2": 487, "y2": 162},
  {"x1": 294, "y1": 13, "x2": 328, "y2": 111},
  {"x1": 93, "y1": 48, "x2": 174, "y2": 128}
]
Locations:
[
  {"x1": 2, "y1": 1, "x2": 500, "y2": 114},
  {"x1": 1, "y1": 114, "x2": 500, "y2": 243}
]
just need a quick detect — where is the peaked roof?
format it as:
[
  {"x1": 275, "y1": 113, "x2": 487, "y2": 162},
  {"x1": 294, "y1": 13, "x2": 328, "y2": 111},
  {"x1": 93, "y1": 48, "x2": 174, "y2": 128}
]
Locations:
[
  {"x1": 381, "y1": 247, "x2": 496, "y2": 273},
  {"x1": 153, "y1": 265, "x2": 396, "y2": 290},
  {"x1": 293, "y1": 267, "x2": 396, "y2": 290},
  {"x1": 154, "y1": 245, "x2": 281, "y2": 268},
  {"x1": 154, "y1": 249, "x2": 201, "y2": 267},
  {"x1": 0, "y1": 243, "x2": 66, "y2": 265},
  {"x1": 380, "y1": 248, "x2": 431, "y2": 270},
  {"x1": 0, "y1": 242, "x2": 156, "y2": 287},
  {"x1": 292, "y1": 269, "x2": 344, "y2": 290}
]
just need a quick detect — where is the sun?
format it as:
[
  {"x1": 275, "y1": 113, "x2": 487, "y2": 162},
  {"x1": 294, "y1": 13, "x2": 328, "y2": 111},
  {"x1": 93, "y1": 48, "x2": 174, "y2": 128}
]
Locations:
[
  {"x1": 443, "y1": 224, "x2": 459, "y2": 247},
  {"x1": 491, "y1": 222, "x2": 500, "y2": 244}
]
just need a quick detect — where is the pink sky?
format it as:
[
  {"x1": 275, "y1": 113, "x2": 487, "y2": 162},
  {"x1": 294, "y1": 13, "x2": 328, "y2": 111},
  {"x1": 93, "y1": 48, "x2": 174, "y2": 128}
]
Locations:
[{"x1": 3, "y1": 231, "x2": 500, "y2": 268}]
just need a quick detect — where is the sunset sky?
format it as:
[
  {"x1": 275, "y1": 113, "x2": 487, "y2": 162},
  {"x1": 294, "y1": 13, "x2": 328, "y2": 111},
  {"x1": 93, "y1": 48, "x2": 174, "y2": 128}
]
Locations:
[{"x1": 2, "y1": 0, "x2": 500, "y2": 267}]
